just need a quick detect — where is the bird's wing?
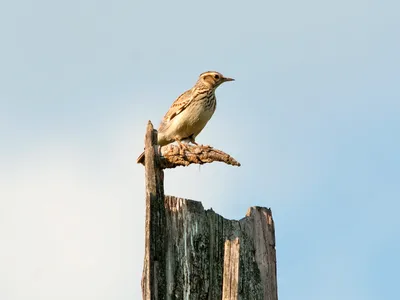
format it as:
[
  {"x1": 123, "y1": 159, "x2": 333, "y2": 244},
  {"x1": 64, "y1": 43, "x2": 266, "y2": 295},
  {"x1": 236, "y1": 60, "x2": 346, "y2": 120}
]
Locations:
[
  {"x1": 158, "y1": 89, "x2": 194, "y2": 133},
  {"x1": 163, "y1": 89, "x2": 193, "y2": 122}
]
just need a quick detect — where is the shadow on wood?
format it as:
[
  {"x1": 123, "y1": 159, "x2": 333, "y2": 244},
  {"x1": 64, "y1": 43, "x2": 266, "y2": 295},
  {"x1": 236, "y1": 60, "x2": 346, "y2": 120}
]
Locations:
[{"x1": 140, "y1": 121, "x2": 277, "y2": 300}]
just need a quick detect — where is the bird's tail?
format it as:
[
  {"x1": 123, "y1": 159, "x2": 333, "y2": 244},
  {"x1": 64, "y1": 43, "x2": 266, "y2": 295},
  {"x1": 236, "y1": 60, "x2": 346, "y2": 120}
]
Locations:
[{"x1": 136, "y1": 151, "x2": 145, "y2": 164}]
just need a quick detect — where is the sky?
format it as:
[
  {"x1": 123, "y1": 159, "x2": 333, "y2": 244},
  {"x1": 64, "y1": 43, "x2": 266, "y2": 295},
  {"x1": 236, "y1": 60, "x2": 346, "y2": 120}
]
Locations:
[{"x1": 1, "y1": 0, "x2": 399, "y2": 299}]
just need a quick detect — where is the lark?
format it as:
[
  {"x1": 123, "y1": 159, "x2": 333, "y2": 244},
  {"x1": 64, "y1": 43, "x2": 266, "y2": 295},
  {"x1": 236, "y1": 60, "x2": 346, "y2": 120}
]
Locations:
[{"x1": 137, "y1": 71, "x2": 234, "y2": 163}]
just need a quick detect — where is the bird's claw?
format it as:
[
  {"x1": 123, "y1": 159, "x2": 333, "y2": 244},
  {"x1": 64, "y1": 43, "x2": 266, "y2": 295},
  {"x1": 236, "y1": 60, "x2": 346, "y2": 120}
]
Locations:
[{"x1": 176, "y1": 140, "x2": 189, "y2": 156}]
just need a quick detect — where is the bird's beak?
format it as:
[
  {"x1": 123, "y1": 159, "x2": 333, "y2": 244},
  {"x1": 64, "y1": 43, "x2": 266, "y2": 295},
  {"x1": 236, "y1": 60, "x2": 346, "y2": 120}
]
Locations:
[{"x1": 223, "y1": 77, "x2": 235, "y2": 82}]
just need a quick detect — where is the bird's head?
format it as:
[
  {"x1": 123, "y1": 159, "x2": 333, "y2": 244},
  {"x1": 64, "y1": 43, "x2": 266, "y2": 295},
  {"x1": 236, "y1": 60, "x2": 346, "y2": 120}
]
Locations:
[{"x1": 197, "y1": 71, "x2": 234, "y2": 89}]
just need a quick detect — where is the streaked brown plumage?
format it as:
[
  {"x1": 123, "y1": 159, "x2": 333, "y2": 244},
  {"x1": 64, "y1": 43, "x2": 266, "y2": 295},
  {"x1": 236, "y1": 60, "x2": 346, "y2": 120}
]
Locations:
[{"x1": 137, "y1": 71, "x2": 234, "y2": 163}]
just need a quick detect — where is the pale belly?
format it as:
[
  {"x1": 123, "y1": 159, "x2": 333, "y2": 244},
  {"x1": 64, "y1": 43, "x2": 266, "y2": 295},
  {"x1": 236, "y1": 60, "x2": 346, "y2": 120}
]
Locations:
[{"x1": 158, "y1": 106, "x2": 215, "y2": 145}]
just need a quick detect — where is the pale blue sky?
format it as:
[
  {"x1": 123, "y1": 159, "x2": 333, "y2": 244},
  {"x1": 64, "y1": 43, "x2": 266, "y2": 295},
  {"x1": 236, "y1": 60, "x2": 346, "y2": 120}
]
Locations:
[{"x1": 1, "y1": 0, "x2": 399, "y2": 299}]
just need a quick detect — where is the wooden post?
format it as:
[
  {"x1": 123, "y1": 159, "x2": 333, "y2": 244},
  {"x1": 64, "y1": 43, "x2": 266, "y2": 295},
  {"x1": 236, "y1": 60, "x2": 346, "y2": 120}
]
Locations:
[
  {"x1": 140, "y1": 122, "x2": 278, "y2": 299},
  {"x1": 141, "y1": 121, "x2": 166, "y2": 299}
]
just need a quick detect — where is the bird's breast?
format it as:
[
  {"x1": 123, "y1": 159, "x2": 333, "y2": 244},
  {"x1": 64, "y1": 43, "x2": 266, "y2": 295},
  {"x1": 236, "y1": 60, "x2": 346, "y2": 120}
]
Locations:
[{"x1": 159, "y1": 98, "x2": 216, "y2": 143}]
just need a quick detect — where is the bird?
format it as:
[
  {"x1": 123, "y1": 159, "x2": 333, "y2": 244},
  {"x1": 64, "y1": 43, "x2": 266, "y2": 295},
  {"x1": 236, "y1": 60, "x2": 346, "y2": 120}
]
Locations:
[{"x1": 137, "y1": 71, "x2": 234, "y2": 164}]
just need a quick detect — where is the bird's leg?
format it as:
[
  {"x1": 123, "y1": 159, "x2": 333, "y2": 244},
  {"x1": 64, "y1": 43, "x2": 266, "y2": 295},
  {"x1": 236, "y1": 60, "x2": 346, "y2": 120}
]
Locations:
[
  {"x1": 188, "y1": 134, "x2": 198, "y2": 146},
  {"x1": 158, "y1": 145, "x2": 163, "y2": 157},
  {"x1": 176, "y1": 139, "x2": 189, "y2": 156}
]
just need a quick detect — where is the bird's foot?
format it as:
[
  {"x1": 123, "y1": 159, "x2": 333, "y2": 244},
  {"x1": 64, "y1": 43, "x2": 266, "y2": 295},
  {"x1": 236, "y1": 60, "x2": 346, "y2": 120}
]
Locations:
[{"x1": 176, "y1": 140, "x2": 189, "y2": 156}]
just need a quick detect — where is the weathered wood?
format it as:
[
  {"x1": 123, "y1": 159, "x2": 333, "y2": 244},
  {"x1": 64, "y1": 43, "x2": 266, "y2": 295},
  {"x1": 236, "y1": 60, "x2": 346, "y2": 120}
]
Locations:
[
  {"x1": 222, "y1": 238, "x2": 240, "y2": 300},
  {"x1": 140, "y1": 121, "x2": 277, "y2": 300},
  {"x1": 137, "y1": 143, "x2": 241, "y2": 168},
  {"x1": 241, "y1": 207, "x2": 278, "y2": 300},
  {"x1": 161, "y1": 144, "x2": 241, "y2": 168},
  {"x1": 163, "y1": 197, "x2": 278, "y2": 300},
  {"x1": 141, "y1": 121, "x2": 167, "y2": 300}
]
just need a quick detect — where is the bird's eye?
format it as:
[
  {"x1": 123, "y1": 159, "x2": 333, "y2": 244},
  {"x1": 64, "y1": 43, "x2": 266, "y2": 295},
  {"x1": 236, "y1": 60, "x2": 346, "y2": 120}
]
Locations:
[{"x1": 214, "y1": 74, "x2": 220, "y2": 79}]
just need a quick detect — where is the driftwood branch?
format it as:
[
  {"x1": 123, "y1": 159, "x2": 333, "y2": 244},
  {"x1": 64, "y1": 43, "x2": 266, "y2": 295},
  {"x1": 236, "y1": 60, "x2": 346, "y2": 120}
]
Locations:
[
  {"x1": 136, "y1": 121, "x2": 241, "y2": 168},
  {"x1": 159, "y1": 144, "x2": 241, "y2": 168}
]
